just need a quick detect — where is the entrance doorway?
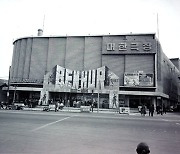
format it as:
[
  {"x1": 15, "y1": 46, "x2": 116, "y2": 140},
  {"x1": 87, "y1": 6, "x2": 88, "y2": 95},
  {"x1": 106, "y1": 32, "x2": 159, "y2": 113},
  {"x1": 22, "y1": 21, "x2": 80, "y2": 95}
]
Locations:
[
  {"x1": 48, "y1": 92, "x2": 110, "y2": 108},
  {"x1": 129, "y1": 96, "x2": 152, "y2": 109}
]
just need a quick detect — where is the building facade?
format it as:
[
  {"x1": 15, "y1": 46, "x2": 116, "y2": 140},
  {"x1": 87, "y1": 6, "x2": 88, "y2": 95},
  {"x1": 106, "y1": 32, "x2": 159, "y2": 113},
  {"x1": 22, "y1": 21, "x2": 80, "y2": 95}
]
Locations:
[
  {"x1": 8, "y1": 33, "x2": 180, "y2": 109},
  {"x1": 0, "y1": 80, "x2": 7, "y2": 103}
]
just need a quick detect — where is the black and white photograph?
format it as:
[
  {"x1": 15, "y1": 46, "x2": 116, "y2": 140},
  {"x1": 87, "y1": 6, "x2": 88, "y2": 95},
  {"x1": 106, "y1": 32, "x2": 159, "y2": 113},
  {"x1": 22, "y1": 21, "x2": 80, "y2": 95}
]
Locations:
[{"x1": 0, "y1": 0, "x2": 180, "y2": 153}]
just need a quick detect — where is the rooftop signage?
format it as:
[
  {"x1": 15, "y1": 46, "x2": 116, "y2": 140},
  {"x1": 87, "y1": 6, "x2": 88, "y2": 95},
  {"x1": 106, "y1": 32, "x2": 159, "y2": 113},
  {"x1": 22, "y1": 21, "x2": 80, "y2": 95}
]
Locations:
[
  {"x1": 106, "y1": 42, "x2": 152, "y2": 51},
  {"x1": 102, "y1": 36, "x2": 156, "y2": 54}
]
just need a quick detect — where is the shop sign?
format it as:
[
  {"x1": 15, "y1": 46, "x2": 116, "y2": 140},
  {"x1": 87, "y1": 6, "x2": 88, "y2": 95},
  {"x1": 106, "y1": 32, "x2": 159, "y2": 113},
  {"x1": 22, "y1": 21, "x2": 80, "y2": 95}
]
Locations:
[
  {"x1": 119, "y1": 107, "x2": 130, "y2": 114},
  {"x1": 11, "y1": 78, "x2": 43, "y2": 84},
  {"x1": 43, "y1": 65, "x2": 119, "y2": 92},
  {"x1": 53, "y1": 65, "x2": 106, "y2": 90},
  {"x1": 106, "y1": 42, "x2": 152, "y2": 51}
]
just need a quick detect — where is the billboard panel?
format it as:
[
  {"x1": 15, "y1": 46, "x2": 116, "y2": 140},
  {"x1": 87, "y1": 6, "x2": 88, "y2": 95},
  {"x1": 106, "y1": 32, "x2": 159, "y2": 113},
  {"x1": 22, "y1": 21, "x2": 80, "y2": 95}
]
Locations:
[
  {"x1": 124, "y1": 73, "x2": 139, "y2": 86},
  {"x1": 139, "y1": 73, "x2": 153, "y2": 86},
  {"x1": 124, "y1": 73, "x2": 154, "y2": 87}
]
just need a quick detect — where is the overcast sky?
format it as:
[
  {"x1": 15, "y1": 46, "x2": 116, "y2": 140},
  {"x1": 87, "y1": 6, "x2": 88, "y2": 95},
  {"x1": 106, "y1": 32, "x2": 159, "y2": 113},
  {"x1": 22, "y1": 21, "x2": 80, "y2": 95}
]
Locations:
[{"x1": 0, "y1": 0, "x2": 180, "y2": 79}]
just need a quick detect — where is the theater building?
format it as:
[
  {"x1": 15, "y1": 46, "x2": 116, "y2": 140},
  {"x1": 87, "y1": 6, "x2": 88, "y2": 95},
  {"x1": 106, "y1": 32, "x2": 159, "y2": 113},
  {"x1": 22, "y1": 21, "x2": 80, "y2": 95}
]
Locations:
[{"x1": 8, "y1": 31, "x2": 180, "y2": 109}]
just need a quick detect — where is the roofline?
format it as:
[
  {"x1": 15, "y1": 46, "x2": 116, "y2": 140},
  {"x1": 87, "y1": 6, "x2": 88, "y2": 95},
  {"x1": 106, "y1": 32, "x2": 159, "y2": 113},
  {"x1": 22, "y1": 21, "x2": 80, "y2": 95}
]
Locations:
[{"x1": 13, "y1": 33, "x2": 156, "y2": 44}]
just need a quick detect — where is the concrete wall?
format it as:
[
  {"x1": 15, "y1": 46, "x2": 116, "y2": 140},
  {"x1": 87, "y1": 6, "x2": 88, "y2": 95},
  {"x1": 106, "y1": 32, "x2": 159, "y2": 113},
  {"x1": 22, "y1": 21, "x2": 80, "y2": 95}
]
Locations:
[
  {"x1": 157, "y1": 45, "x2": 180, "y2": 102},
  {"x1": 11, "y1": 34, "x2": 156, "y2": 87}
]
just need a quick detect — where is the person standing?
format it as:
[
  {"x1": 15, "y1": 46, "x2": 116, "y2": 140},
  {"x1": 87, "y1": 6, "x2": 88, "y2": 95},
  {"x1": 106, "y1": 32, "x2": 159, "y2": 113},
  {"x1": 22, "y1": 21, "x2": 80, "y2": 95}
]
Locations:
[
  {"x1": 163, "y1": 104, "x2": 166, "y2": 114},
  {"x1": 91, "y1": 102, "x2": 94, "y2": 112},
  {"x1": 141, "y1": 104, "x2": 146, "y2": 116},
  {"x1": 67, "y1": 99, "x2": 70, "y2": 107},
  {"x1": 55, "y1": 101, "x2": 59, "y2": 112},
  {"x1": 160, "y1": 105, "x2": 163, "y2": 115},
  {"x1": 149, "y1": 104, "x2": 154, "y2": 117},
  {"x1": 0, "y1": 101, "x2": 4, "y2": 109},
  {"x1": 112, "y1": 94, "x2": 117, "y2": 108},
  {"x1": 59, "y1": 102, "x2": 64, "y2": 110},
  {"x1": 156, "y1": 105, "x2": 160, "y2": 114}
]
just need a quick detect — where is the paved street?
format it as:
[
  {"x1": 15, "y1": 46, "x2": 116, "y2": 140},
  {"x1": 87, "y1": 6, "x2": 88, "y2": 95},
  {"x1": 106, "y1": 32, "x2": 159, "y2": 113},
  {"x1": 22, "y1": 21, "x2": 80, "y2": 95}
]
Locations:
[{"x1": 0, "y1": 110, "x2": 180, "y2": 154}]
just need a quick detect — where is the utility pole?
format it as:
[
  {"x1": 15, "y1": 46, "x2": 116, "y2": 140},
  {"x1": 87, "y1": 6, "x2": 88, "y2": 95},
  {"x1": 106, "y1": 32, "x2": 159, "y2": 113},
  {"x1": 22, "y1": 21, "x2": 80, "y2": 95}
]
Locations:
[
  {"x1": 97, "y1": 80, "x2": 101, "y2": 113},
  {"x1": 7, "y1": 66, "x2": 11, "y2": 105}
]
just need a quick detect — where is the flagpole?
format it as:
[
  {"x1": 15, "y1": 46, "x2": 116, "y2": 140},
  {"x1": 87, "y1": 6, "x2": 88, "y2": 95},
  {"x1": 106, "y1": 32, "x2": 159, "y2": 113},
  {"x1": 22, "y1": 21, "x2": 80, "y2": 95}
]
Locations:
[{"x1": 157, "y1": 13, "x2": 159, "y2": 39}]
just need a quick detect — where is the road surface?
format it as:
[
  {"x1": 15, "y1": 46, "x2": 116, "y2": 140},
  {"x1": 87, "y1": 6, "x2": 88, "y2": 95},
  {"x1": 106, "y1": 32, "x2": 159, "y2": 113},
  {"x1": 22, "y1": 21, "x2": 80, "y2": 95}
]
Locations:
[{"x1": 0, "y1": 110, "x2": 180, "y2": 154}]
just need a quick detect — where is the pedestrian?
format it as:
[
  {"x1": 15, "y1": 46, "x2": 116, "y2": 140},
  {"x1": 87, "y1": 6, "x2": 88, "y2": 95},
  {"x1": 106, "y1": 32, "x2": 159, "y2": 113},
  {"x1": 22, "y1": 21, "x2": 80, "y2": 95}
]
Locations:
[
  {"x1": 57, "y1": 101, "x2": 60, "y2": 110},
  {"x1": 55, "y1": 101, "x2": 59, "y2": 112},
  {"x1": 0, "y1": 101, "x2": 3, "y2": 109},
  {"x1": 159, "y1": 105, "x2": 163, "y2": 115},
  {"x1": 156, "y1": 105, "x2": 160, "y2": 114},
  {"x1": 163, "y1": 104, "x2": 166, "y2": 114},
  {"x1": 112, "y1": 94, "x2": 117, "y2": 108},
  {"x1": 73, "y1": 100, "x2": 77, "y2": 108},
  {"x1": 91, "y1": 102, "x2": 94, "y2": 112},
  {"x1": 67, "y1": 99, "x2": 70, "y2": 107},
  {"x1": 59, "y1": 102, "x2": 64, "y2": 110},
  {"x1": 141, "y1": 104, "x2": 146, "y2": 116},
  {"x1": 149, "y1": 104, "x2": 154, "y2": 117},
  {"x1": 136, "y1": 142, "x2": 150, "y2": 154}
]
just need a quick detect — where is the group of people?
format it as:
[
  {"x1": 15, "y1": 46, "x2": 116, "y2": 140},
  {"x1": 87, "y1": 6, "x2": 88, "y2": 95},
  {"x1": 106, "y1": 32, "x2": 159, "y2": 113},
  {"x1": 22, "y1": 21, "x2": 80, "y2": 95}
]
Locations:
[
  {"x1": 0, "y1": 101, "x2": 5, "y2": 109},
  {"x1": 44, "y1": 98, "x2": 98, "y2": 112},
  {"x1": 54, "y1": 101, "x2": 64, "y2": 112},
  {"x1": 0, "y1": 101, "x2": 12, "y2": 110},
  {"x1": 140, "y1": 103, "x2": 167, "y2": 117},
  {"x1": 156, "y1": 104, "x2": 167, "y2": 115}
]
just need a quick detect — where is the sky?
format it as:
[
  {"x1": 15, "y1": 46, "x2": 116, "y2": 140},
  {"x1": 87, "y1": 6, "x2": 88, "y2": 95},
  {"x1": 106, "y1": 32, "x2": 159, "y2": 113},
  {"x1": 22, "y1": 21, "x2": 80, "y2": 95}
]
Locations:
[{"x1": 0, "y1": 0, "x2": 180, "y2": 80}]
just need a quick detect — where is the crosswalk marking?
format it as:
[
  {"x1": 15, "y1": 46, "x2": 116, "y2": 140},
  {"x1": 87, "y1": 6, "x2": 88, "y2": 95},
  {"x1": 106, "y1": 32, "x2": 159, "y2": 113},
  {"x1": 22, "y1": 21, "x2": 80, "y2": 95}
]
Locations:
[{"x1": 31, "y1": 116, "x2": 73, "y2": 132}]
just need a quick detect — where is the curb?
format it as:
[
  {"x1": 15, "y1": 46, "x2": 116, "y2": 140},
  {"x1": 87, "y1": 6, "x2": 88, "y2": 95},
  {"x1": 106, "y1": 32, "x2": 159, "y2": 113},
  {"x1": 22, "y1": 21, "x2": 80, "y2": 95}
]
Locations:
[{"x1": 23, "y1": 107, "x2": 140, "y2": 115}]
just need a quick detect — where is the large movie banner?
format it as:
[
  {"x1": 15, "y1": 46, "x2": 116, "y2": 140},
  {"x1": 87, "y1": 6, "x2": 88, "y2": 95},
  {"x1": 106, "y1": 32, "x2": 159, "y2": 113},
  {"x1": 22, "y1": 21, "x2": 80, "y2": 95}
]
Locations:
[
  {"x1": 124, "y1": 73, "x2": 139, "y2": 86},
  {"x1": 139, "y1": 73, "x2": 154, "y2": 86},
  {"x1": 124, "y1": 72, "x2": 154, "y2": 87}
]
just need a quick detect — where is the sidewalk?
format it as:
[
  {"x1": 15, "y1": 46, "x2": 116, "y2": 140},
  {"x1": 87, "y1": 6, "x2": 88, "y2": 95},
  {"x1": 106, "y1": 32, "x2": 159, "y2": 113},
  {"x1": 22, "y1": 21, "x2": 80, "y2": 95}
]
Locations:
[
  {"x1": 22, "y1": 106, "x2": 180, "y2": 118},
  {"x1": 23, "y1": 106, "x2": 139, "y2": 115}
]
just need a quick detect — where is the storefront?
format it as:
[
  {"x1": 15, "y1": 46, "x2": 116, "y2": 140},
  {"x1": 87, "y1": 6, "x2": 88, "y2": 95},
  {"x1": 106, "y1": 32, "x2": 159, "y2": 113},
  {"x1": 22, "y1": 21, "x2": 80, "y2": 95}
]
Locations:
[
  {"x1": 7, "y1": 33, "x2": 179, "y2": 110},
  {"x1": 39, "y1": 65, "x2": 119, "y2": 109}
]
